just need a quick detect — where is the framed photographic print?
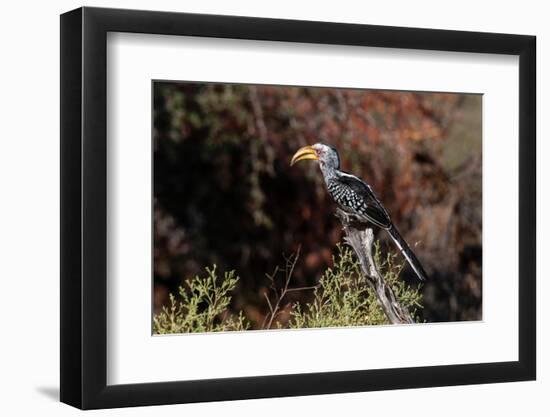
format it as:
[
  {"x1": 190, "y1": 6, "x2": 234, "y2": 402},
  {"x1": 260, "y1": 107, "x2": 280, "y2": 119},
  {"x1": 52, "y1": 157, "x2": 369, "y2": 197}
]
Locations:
[{"x1": 60, "y1": 6, "x2": 536, "y2": 409}]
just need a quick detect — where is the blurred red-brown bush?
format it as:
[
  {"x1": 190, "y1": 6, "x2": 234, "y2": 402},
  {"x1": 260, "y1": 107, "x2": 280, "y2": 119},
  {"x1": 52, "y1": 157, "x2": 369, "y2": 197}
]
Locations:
[{"x1": 153, "y1": 82, "x2": 482, "y2": 327}]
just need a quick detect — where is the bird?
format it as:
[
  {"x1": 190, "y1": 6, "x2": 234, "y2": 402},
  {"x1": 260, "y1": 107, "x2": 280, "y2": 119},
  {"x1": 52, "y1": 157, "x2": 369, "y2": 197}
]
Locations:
[{"x1": 291, "y1": 143, "x2": 428, "y2": 281}]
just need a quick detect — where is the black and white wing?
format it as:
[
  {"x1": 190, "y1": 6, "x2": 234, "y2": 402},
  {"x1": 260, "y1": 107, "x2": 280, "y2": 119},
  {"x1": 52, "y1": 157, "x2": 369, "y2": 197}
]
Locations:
[
  {"x1": 336, "y1": 172, "x2": 392, "y2": 229},
  {"x1": 337, "y1": 172, "x2": 428, "y2": 281}
]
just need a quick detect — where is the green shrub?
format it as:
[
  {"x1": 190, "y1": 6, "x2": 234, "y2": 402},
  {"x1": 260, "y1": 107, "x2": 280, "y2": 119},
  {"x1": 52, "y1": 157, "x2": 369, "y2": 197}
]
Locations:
[
  {"x1": 153, "y1": 243, "x2": 423, "y2": 334},
  {"x1": 289, "y1": 244, "x2": 422, "y2": 328},
  {"x1": 153, "y1": 266, "x2": 250, "y2": 334}
]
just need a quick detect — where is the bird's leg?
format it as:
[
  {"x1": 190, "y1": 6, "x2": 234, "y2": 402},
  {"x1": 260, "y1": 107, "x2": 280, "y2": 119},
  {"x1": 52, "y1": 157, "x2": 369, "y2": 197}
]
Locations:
[{"x1": 335, "y1": 208, "x2": 367, "y2": 229}]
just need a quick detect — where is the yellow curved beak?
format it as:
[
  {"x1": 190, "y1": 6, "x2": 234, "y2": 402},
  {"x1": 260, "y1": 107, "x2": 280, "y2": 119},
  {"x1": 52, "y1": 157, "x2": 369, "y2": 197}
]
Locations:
[{"x1": 290, "y1": 146, "x2": 318, "y2": 166}]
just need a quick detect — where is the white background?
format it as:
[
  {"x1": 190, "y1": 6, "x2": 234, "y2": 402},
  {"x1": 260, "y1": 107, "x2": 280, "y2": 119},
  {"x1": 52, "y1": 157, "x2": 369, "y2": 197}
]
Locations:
[
  {"x1": 0, "y1": 0, "x2": 546, "y2": 415},
  {"x1": 108, "y1": 34, "x2": 518, "y2": 384}
]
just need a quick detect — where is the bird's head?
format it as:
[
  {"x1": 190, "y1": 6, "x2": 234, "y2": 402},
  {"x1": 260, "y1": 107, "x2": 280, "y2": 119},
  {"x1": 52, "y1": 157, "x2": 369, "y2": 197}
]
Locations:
[{"x1": 290, "y1": 143, "x2": 340, "y2": 170}]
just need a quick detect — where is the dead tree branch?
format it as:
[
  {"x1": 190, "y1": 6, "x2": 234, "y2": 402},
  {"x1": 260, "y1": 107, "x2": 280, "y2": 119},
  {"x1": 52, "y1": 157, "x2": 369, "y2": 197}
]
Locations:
[
  {"x1": 336, "y1": 209, "x2": 414, "y2": 324},
  {"x1": 261, "y1": 247, "x2": 319, "y2": 329}
]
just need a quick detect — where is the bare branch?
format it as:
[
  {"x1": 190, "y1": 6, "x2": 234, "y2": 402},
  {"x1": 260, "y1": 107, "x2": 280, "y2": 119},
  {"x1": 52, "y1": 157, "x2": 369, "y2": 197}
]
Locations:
[
  {"x1": 286, "y1": 284, "x2": 320, "y2": 293},
  {"x1": 336, "y1": 209, "x2": 414, "y2": 324},
  {"x1": 262, "y1": 247, "x2": 318, "y2": 329}
]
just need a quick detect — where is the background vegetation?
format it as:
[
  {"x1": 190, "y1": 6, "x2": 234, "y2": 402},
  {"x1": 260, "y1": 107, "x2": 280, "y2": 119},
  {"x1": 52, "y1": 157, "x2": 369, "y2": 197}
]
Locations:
[{"x1": 153, "y1": 82, "x2": 482, "y2": 332}]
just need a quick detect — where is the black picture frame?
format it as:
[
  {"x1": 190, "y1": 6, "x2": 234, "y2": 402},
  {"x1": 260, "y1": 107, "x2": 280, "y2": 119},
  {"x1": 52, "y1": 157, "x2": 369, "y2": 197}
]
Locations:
[{"x1": 60, "y1": 6, "x2": 536, "y2": 410}]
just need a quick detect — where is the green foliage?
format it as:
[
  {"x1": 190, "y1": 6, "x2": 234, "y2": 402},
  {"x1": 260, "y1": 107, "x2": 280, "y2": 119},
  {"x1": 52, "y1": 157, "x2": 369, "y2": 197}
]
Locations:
[
  {"x1": 373, "y1": 242, "x2": 424, "y2": 319},
  {"x1": 289, "y1": 244, "x2": 423, "y2": 328},
  {"x1": 153, "y1": 266, "x2": 249, "y2": 334},
  {"x1": 153, "y1": 244, "x2": 423, "y2": 334}
]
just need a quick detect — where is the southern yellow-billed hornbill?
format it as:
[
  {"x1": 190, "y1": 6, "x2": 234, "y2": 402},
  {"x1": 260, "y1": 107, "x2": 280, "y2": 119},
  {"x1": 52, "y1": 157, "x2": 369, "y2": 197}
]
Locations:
[{"x1": 291, "y1": 143, "x2": 428, "y2": 281}]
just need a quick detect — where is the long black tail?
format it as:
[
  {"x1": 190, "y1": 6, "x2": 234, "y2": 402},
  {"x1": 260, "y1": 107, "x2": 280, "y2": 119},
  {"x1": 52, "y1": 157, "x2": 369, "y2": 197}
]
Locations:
[{"x1": 387, "y1": 225, "x2": 428, "y2": 281}]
